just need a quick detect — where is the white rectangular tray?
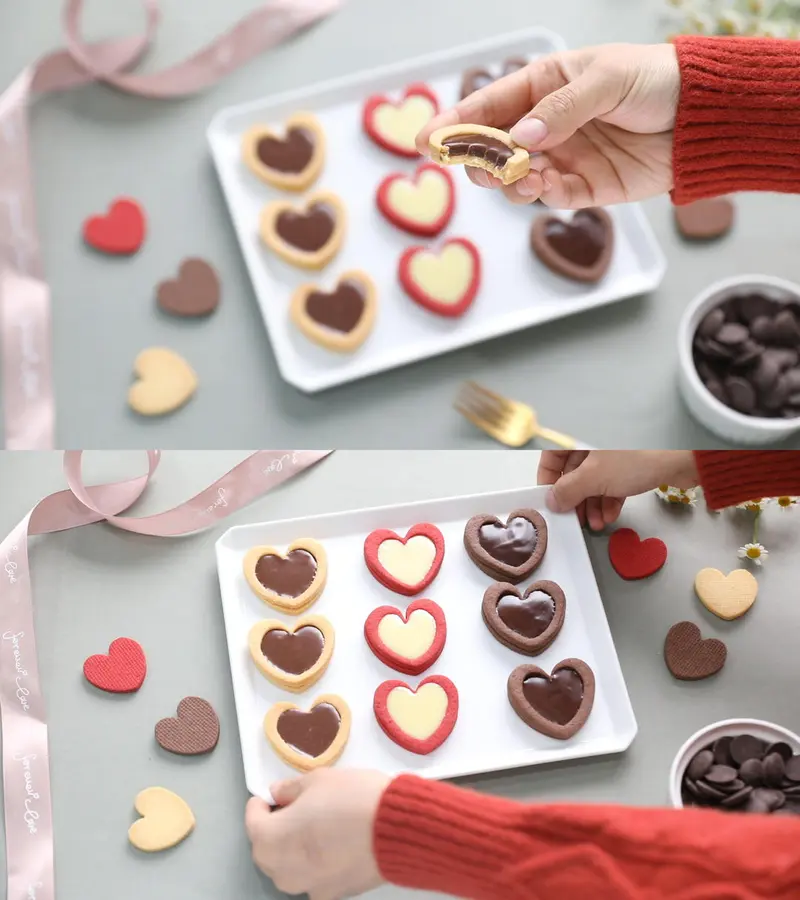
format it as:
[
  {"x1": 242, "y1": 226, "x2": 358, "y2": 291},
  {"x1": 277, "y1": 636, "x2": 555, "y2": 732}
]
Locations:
[
  {"x1": 208, "y1": 28, "x2": 667, "y2": 393},
  {"x1": 216, "y1": 486, "x2": 637, "y2": 800}
]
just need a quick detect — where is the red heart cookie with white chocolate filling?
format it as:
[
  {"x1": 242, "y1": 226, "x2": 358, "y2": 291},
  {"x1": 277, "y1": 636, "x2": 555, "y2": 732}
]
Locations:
[
  {"x1": 363, "y1": 83, "x2": 439, "y2": 157},
  {"x1": 399, "y1": 238, "x2": 481, "y2": 318},
  {"x1": 376, "y1": 163, "x2": 455, "y2": 237},
  {"x1": 364, "y1": 599, "x2": 446, "y2": 675},
  {"x1": 364, "y1": 523, "x2": 444, "y2": 595},
  {"x1": 373, "y1": 675, "x2": 458, "y2": 755}
]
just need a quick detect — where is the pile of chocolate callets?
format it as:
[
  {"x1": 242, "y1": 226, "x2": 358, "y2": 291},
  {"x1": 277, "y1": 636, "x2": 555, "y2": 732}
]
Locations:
[
  {"x1": 692, "y1": 292, "x2": 800, "y2": 419},
  {"x1": 682, "y1": 733, "x2": 800, "y2": 815}
]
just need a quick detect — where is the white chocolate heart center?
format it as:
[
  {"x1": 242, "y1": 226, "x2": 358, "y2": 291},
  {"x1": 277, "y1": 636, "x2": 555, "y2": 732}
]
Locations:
[
  {"x1": 386, "y1": 170, "x2": 449, "y2": 225},
  {"x1": 372, "y1": 95, "x2": 436, "y2": 152},
  {"x1": 377, "y1": 534, "x2": 436, "y2": 585},
  {"x1": 377, "y1": 609, "x2": 436, "y2": 659},
  {"x1": 408, "y1": 243, "x2": 474, "y2": 304},
  {"x1": 386, "y1": 682, "x2": 448, "y2": 740}
]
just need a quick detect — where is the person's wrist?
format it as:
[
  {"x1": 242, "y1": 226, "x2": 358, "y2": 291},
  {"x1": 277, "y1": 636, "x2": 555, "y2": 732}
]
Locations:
[{"x1": 663, "y1": 450, "x2": 699, "y2": 489}]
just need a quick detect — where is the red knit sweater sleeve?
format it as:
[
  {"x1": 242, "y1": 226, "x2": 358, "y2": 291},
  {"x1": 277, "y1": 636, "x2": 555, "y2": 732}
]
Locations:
[
  {"x1": 374, "y1": 774, "x2": 800, "y2": 899},
  {"x1": 694, "y1": 451, "x2": 800, "y2": 509},
  {"x1": 672, "y1": 36, "x2": 800, "y2": 203}
]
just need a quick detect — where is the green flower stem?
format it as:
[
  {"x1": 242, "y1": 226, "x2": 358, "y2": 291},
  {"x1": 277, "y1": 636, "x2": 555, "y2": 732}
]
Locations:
[{"x1": 753, "y1": 508, "x2": 762, "y2": 545}]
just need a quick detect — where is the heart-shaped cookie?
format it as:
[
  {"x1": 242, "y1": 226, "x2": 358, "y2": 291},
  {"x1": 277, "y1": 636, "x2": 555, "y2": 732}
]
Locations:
[
  {"x1": 290, "y1": 270, "x2": 377, "y2": 353},
  {"x1": 83, "y1": 637, "x2": 146, "y2": 693},
  {"x1": 460, "y1": 57, "x2": 528, "y2": 99},
  {"x1": 664, "y1": 621, "x2": 727, "y2": 681},
  {"x1": 531, "y1": 208, "x2": 613, "y2": 283},
  {"x1": 482, "y1": 580, "x2": 565, "y2": 656},
  {"x1": 373, "y1": 674, "x2": 458, "y2": 754},
  {"x1": 507, "y1": 658, "x2": 595, "y2": 740},
  {"x1": 464, "y1": 508, "x2": 548, "y2": 582},
  {"x1": 265, "y1": 694, "x2": 351, "y2": 771},
  {"x1": 155, "y1": 697, "x2": 220, "y2": 755},
  {"x1": 363, "y1": 523, "x2": 445, "y2": 595},
  {"x1": 376, "y1": 163, "x2": 455, "y2": 237},
  {"x1": 399, "y1": 237, "x2": 481, "y2": 318},
  {"x1": 243, "y1": 539, "x2": 327, "y2": 613},
  {"x1": 694, "y1": 567, "x2": 758, "y2": 621},
  {"x1": 156, "y1": 258, "x2": 220, "y2": 317},
  {"x1": 260, "y1": 190, "x2": 346, "y2": 270},
  {"x1": 608, "y1": 528, "x2": 667, "y2": 581},
  {"x1": 249, "y1": 615, "x2": 334, "y2": 691},
  {"x1": 364, "y1": 598, "x2": 446, "y2": 675},
  {"x1": 83, "y1": 197, "x2": 146, "y2": 255},
  {"x1": 128, "y1": 787, "x2": 195, "y2": 852},
  {"x1": 127, "y1": 347, "x2": 197, "y2": 417},
  {"x1": 241, "y1": 113, "x2": 325, "y2": 191},
  {"x1": 363, "y1": 83, "x2": 439, "y2": 157}
]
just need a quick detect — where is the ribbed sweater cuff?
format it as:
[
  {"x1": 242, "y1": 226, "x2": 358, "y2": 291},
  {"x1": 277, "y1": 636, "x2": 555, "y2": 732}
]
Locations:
[
  {"x1": 673, "y1": 36, "x2": 800, "y2": 203},
  {"x1": 695, "y1": 451, "x2": 800, "y2": 509}
]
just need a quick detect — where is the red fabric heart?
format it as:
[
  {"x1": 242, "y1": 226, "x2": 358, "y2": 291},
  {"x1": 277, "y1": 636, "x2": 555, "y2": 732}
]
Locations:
[
  {"x1": 83, "y1": 198, "x2": 146, "y2": 254},
  {"x1": 608, "y1": 528, "x2": 667, "y2": 580},
  {"x1": 83, "y1": 637, "x2": 147, "y2": 693}
]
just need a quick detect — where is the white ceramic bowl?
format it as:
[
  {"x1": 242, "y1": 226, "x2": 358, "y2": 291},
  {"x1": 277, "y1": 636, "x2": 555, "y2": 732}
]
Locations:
[
  {"x1": 677, "y1": 274, "x2": 800, "y2": 445},
  {"x1": 669, "y1": 718, "x2": 800, "y2": 809}
]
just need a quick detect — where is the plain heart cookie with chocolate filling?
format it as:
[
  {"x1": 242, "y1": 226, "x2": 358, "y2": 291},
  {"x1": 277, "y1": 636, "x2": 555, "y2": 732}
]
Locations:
[
  {"x1": 399, "y1": 237, "x2": 481, "y2": 318},
  {"x1": 243, "y1": 539, "x2": 327, "y2": 613},
  {"x1": 429, "y1": 124, "x2": 530, "y2": 186},
  {"x1": 460, "y1": 57, "x2": 528, "y2": 99},
  {"x1": 242, "y1": 113, "x2": 325, "y2": 191},
  {"x1": 290, "y1": 270, "x2": 377, "y2": 353},
  {"x1": 260, "y1": 191, "x2": 346, "y2": 270},
  {"x1": 363, "y1": 83, "x2": 439, "y2": 157},
  {"x1": 373, "y1": 675, "x2": 458, "y2": 754},
  {"x1": 464, "y1": 508, "x2": 548, "y2": 582},
  {"x1": 364, "y1": 523, "x2": 444, "y2": 595},
  {"x1": 531, "y1": 208, "x2": 613, "y2": 283},
  {"x1": 249, "y1": 615, "x2": 334, "y2": 691},
  {"x1": 364, "y1": 598, "x2": 446, "y2": 675},
  {"x1": 482, "y1": 580, "x2": 565, "y2": 655},
  {"x1": 376, "y1": 163, "x2": 455, "y2": 237},
  {"x1": 265, "y1": 694, "x2": 351, "y2": 771},
  {"x1": 507, "y1": 658, "x2": 595, "y2": 740}
]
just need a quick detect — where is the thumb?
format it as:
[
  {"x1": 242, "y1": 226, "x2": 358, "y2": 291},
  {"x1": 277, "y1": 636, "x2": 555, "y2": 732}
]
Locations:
[
  {"x1": 270, "y1": 775, "x2": 308, "y2": 807},
  {"x1": 546, "y1": 461, "x2": 600, "y2": 514}
]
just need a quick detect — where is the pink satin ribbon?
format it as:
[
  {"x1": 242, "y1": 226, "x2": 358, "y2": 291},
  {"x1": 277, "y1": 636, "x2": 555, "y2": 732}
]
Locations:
[
  {"x1": 0, "y1": 0, "x2": 342, "y2": 448},
  {"x1": 0, "y1": 449, "x2": 332, "y2": 899}
]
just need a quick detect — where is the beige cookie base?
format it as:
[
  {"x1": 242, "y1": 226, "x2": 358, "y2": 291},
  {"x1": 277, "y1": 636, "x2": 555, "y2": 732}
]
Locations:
[
  {"x1": 128, "y1": 347, "x2": 197, "y2": 416},
  {"x1": 290, "y1": 270, "x2": 377, "y2": 353},
  {"x1": 241, "y1": 113, "x2": 325, "y2": 192},
  {"x1": 264, "y1": 693, "x2": 351, "y2": 772},
  {"x1": 695, "y1": 567, "x2": 758, "y2": 621},
  {"x1": 243, "y1": 539, "x2": 327, "y2": 613},
  {"x1": 128, "y1": 787, "x2": 195, "y2": 852},
  {"x1": 428, "y1": 124, "x2": 529, "y2": 186},
  {"x1": 248, "y1": 615, "x2": 334, "y2": 691},
  {"x1": 259, "y1": 190, "x2": 346, "y2": 270}
]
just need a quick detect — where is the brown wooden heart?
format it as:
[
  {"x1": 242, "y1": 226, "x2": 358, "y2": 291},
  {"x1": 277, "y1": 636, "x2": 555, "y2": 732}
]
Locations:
[
  {"x1": 482, "y1": 580, "x2": 565, "y2": 655},
  {"x1": 460, "y1": 57, "x2": 528, "y2": 99},
  {"x1": 664, "y1": 621, "x2": 727, "y2": 681},
  {"x1": 507, "y1": 658, "x2": 595, "y2": 740},
  {"x1": 531, "y1": 207, "x2": 614, "y2": 283},
  {"x1": 154, "y1": 697, "x2": 220, "y2": 755},
  {"x1": 464, "y1": 508, "x2": 547, "y2": 583},
  {"x1": 157, "y1": 258, "x2": 220, "y2": 317}
]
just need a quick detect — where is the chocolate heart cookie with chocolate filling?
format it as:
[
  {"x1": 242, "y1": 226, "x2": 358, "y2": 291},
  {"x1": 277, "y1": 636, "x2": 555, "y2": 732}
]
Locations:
[
  {"x1": 265, "y1": 694, "x2": 351, "y2": 771},
  {"x1": 507, "y1": 658, "x2": 595, "y2": 740},
  {"x1": 243, "y1": 539, "x2": 327, "y2": 613},
  {"x1": 290, "y1": 270, "x2": 377, "y2": 353},
  {"x1": 260, "y1": 191, "x2": 346, "y2": 270},
  {"x1": 464, "y1": 509, "x2": 547, "y2": 582},
  {"x1": 460, "y1": 57, "x2": 528, "y2": 99},
  {"x1": 429, "y1": 124, "x2": 530, "y2": 186},
  {"x1": 242, "y1": 113, "x2": 325, "y2": 191},
  {"x1": 482, "y1": 580, "x2": 565, "y2": 655},
  {"x1": 531, "y1": 208, "x2": 614, "y2": 284},
  {"x1": 249, "y1": 615, "x2": 334, "y2": 691}
]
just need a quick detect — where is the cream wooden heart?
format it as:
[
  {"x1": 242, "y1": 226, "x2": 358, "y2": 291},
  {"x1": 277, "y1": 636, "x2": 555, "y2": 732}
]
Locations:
[
  {"x1": 371, "y1": 95, "x2": 437, "y2": 153},
  {"x1": 128, "y1": 348, "x2": 197, "y2": 416},
  {"x1": 407, "y1": 242, "x2": 476, "y2": 305},
  {"x1": 694, "y1": 567, "x2": 758, "y2": 621},
  {"x1": 128, "y1": 787, "x2": 195, "y2": 852},
  {"x1": 378, "y1": 608, "x2": 437, "y2": 659},
  {"x1": 377, "y1": 535, "x2": 437, "y2": 587},
  {"x1": 385, "y1": 681, "x2": 448, "y2": 741}
]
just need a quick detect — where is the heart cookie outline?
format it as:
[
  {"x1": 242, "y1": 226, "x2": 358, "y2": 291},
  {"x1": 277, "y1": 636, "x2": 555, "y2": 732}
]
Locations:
[
  {"x1": 156, "y1": 258, "x2": 220, "y2": 318},
  {"x1": 243, "y1": 539, "x2": 327, "y2": 613},
  {"x1": 128, "y1": 347, "x2": 197, "y2": 417},
  {"x1": 694, "y1": 567, "x2": 758, "y2": 621},
  {"x1": 460, "y1": 57, "x2": 528, "y2": 99},
  {"x1": 373, "y1": 674, "x2": 458, "y2": 755},
  {"x1": 664, "y1": 621, "x2": 727, "y2": 681},
  {"x1": 399, "y1": 237, "x2": 481, "y2": 318},
  {"x1": 464, "y1": 508, "x2": 548, "y2": 583},
  {"x1": 531, "y1": 207, "x2": 614, "y2": 283},
  {"x1": 248, "y1": 615, "x2": 334, "y2": 691},
  {"x1": 83, "y1": 197, "x2": 146, "y2": 255},
  {"x1": 482, "y1": 580, "x2": 566, "y2": 656},
  {"x1": 376, "y1": 163, "x2": 455, "y2": 237},
  {"x1": 83, "y1": 637, "x2": 147, "y2": 693},
  {"x1": 128, "y1": 787, "x2": 195, "y2": 852},
  {"x1": 241, "y1": 112, "x2": 325, "y2": 191},
  {"x1": 290, "y1": 270, "x2": 377, "y2": 353},
  {"x1": 608, "y1": 528, "x2": 668, "y2": 581},
  {"x1": 364, "y1": 598, "x2": 446, "y2": 675},
  {"x1": 362, "y1": 82, "x2": 440, "y2": 157},
  {"x1": 260, "y1": 190, "x2": 346, "y2": 270},
  {"x1": 363, "y1": 522, "x2": 445, "y2": 595},
  {"x1": 155, "y1": 697, "x2": 220, "y2": 756},
  {"x1": 507, "y1": 658, "x2": 595, "y2": 741},
  {"x1": 264, "y1": 693, "x2": 351, "y2": 771}
]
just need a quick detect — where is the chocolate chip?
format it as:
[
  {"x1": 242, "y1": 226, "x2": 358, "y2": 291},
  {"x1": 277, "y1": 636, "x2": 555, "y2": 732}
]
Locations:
[
  {"x1": 752, "y1": 787, "x2": 786, "y2": 812},
  {"x1": 752, "y1": 354, "x2": 782, "y2": 393},
  {"x1": 687, "y1": 749, "x2": 714, "y2": 781},
  {"x1": 739, "y1": 293, "x2": 777, "y2": 322},
  {"x1": 739, "y1": 758, "x2": 764, "y2": 786},
  {"x1": 782, "y1": 784, "x2": 800, "y2": 796},
  {"x1": 724, "y1": 376, "x2": 757, "y2": 413},
  {"x1": 766, "y1": 742, "x2": 795, "y2": 762},
  {"x1": 750, "y1": 315, "x2": 775, "y2": 342},
  {"x1": 698, "y1": 308, "x2": 725, "y2": 338},
  {"x1": 713, "y1": 736, "x2": 734, "y2": 766},
  {"x1": 732, "y1": 340, "x2": 764, "y2": 367},
  {"x1": 773, "y1": 309, "x2": 800, "y2": 346},
  {"x1": 783, "y1": 368, "x2": 800, "y2": 392},
  {"x1": 705, "y1": 764, "x2": 739, "y2": 784},
  {"x1": 706, "y1": 380, "x2": 728, "y2": 404},
  {"x1": 696, "y1": 780, "x2": 728, "y2": 801},
  {"x1": 763, "y1": 752, "x2": 787, "y2": 787},
  {"x1": 716, "y1": 322, "x2": 749, "y2": 346},
  {"x1": 762, "y1": 375, "x2": 790, "y2": 411},
  {"x1": 785, "y1": 756, "x2": 800, "y2": 782},
  {"x1": 721, "y1": 785, "x2": 753, "y2": 808},
  {"x1": 746, "y1": 791, "x2": 774, "y2": 814},
  {"x1": 703, "y1": 339, "x2": 735, "y2": 360},
  {"x1": 764, "y1": 347, "x2": 799, "y2": 371},
  {"x1": 683, "y1": 778, "x2": 703, "y2": 800},
  {"x1": 731, "y1": 734, "x2": 766, "y2": 765}
]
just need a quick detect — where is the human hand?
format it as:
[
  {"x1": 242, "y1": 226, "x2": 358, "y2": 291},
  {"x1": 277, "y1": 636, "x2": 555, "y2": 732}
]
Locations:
[
  {"x1": 538, "y1": 450, "x2": 698, "y2": 530},
  {"x1": 417, "y1": 43, "x2": 679, "y2": 208},
  {"x1": 245, "y1": 768, "x2": 390, "y2": 900}
]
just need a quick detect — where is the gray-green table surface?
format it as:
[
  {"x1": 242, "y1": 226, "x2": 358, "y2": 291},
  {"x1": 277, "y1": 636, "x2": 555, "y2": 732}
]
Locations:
[
  {"x1": 1, "y1": 449, "x2": 798, "y2": 899},
  {"x1": 1, "y1": 1, "x2": 799, "y2": 449}
]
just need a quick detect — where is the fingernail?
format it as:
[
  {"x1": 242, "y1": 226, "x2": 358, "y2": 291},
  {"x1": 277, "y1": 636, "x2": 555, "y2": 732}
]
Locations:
[
  {"x1": 546, "y1": 488, "x2": 561, "y2": 512},
  {"x1": 510, "y1": 117, "x2": 548, "y2": 148},
  {"x1": 541, "y1": 171, "x2": 553, "y2": 191},
  {"x1": 515, "y1": 177, "x2": 537, "y2": 198},
  {"x1": 269, "y1": 780, "x2": 286, "y2": 797}
]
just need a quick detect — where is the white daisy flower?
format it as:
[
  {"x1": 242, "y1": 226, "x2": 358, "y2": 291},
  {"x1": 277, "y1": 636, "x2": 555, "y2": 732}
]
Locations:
[
  {"x1": 738, "y1": 543, "x2": 769, "y2": 566},
  {"x1": 774, "y1": 496, "x2": 798, "y2": 511},
  {"x1": 736, "y1": 499, "x2": 767, "y2": 513}
]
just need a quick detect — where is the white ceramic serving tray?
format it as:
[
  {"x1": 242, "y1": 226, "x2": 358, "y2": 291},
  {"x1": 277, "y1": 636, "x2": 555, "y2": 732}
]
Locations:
[
  {"x1": 208, "y1": 28, "x2": 667, "y2": 393},
  {"x1": 216, "y1": 486, "x2": 638, "y2": 800}
]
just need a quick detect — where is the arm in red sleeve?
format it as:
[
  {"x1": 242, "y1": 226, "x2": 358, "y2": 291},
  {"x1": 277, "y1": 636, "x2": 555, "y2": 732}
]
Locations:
[
  {"x1": 374, "y1": 774, "x2": 800, "y2": 900},
  {"x1": 694, "y1": 451, "x2": 800, "y2": 509}
]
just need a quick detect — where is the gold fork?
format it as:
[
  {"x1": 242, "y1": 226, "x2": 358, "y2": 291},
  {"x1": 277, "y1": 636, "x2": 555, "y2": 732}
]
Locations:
[{"x1": 454, "y1": 381, "x2": 584, "y2": 449}]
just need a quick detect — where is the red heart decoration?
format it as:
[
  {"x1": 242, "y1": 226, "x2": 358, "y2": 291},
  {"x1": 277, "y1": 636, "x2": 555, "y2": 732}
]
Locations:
[
  {"x1": 364, "y1": 598, "x2": 447, "y2": 675},
  {"x1": 373, "y1": 674, "x2": 458, "y2": 755},
  {"x1": 608, "y1": 528, "x2": 667, "y2": 580},
  {"x1": 376, "y1": 163, "x2": 455, "y2": 237},
  {"x1": 83, "y1": 198, "x2": 146, "y2": 255},
  {"x1": 83, "y1": 637, "x2": 147, "y2": 693},
  {"x1": 362, "y1": 83, "x2": 439, "y2": 158},
  {"x1": 398, "y1": 237, "x2": 481, "y2": 318},
  {"x1": 363, "y1": 522, "x2": 444, "y2": 595}
]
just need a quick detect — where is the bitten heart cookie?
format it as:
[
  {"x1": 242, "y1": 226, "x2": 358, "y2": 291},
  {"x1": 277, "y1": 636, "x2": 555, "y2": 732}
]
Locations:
[
  {"x1": 608, "y1": 528, "x2": 667, "y2": 580},
  {"x1": 249, "y1": 616, "x2": 334, "y2": 691},
  {"x1": 364, "y1": 523, "x2": 444, "y2": 595},
  {"x1": 242, "y1": 113, "x2": 325, "y2": 191},
  {"x1": 482, "y1": 580, "x2": 565, "y2": 656},
  {"x1": 428, "y1": 125, "x2": 529, "y2": 186},
  {"x1": 83, "y1": 637, "x2": 146, "y2": 693},
  {"x1": 507, "y1": 658, "x2": 595, "y2": 740},
  {"x1": 664, "y1": 621, "x2": 727, "y2": 681},
  {"x1": 363, "y1": 83, "x2": 439, "y2": 157},
  {"x1": 155, "y1": 697, "x2": 220, "y2": 755},
  {"x1": 243, "y1": 539, "x2": 327, "y2": 613},
  {"x1": 694, "y1": 567, "x2": 758, "y2": 621},
  {"x1": 83, "y1": 197, "x2": 146, "y2": 255},
  {"x1": 290, "y1": 270, "x2": 377, "y2": 353},
  {"x1": 373, "y1": 675, "x2": 458, "y2": 754},
  {"x1": 531, "y1": 208, "x2": 613, "y2": 283},
  {"x1": 128, "y1": 347, "x2": 197, "y2": 417},
  {"x1": 128, "y1": 787, "x2": 195, "y2": 852},
  {"x1": 399, "y1": 237, "x2": 481, "y2": 318},
  {"x1": 376, "y1": 163, "x2": 455, "y2": 237},
  {"x1": 265, "y1": 694, "x2": 351, "y2": 771},
  {"x1": 464, "y1": 509, "x2": 548, "y2": 583},
  {"x1": 364, "y1": 599, "x2": 446, "y2": 675},
  {"x1": 260, "y1": 191, "x2": 346, "y2": 270}
]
